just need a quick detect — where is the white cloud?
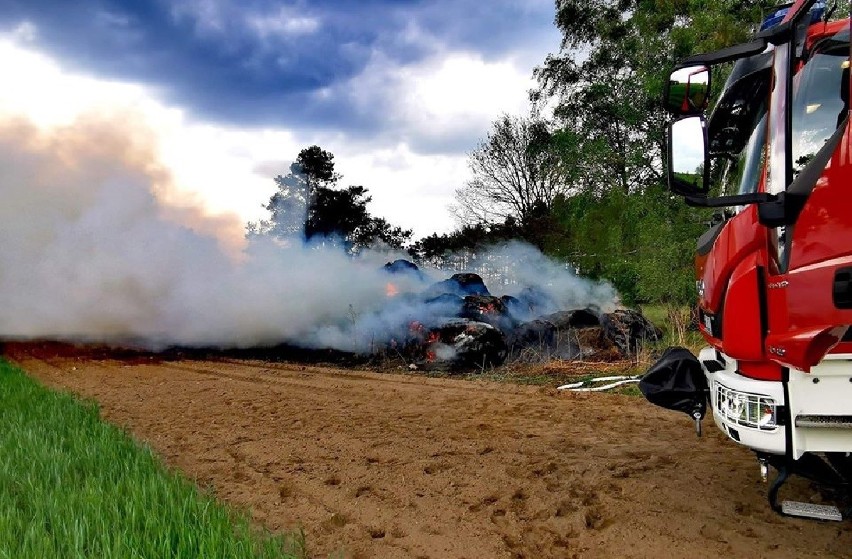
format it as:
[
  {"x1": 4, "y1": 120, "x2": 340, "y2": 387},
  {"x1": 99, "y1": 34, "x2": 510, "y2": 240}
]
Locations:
[
  {"x1": 0, "y1": 37, "x2": 153, "y2": 128},
  {"x1": 401, "y1": 51, "x2": 535, "y2": 141},
  {"x1": 341, "y1": 48, "x2": 535, "y2": 153},
  {"x1": 306, "y1": 48, "x2": 539, "y2": 236},
  {"x1": 95, "y1": 10, "x2": 133, "y2": 29},
  {"x1": 246, "y1": 7, "x2": 320, "y2": 39},
  {"x1": 0, "y1": 19, "x2": 545, "y2": 241},
  {"x1": 169, "y1": 0, "x2": 227, "y2": 35},
  {"x1": 9, "y1": 20, "x2": 37, "y2": 43},
  {"x1": 0, "y1": 34, "x2": 287, "y2": 238},
  {"x1": 332, "y1": 142, "x2": 469, "y2": 235},
  {"x1": 170, "y1": 1, "x2": 320, "y2": 45},
  {"x1": 0, "y1": 33, "x2": 466, "y2": 239}
]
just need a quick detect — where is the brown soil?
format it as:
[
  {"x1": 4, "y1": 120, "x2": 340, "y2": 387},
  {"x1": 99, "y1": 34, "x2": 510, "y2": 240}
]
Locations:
[{"x1": 5, "y1": 342, "x2": 850, "y2": 559}]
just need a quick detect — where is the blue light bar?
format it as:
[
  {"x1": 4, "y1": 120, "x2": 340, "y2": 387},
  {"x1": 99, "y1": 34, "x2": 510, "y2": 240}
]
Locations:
[{"x1": 759, "y1": 1, "x2": 826, "y2": 31}]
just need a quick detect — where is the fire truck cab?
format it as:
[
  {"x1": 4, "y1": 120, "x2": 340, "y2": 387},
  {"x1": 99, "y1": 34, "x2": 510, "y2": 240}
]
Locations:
[{"x1": 642, "y1": 0, "x2": 852, "y2": 520}]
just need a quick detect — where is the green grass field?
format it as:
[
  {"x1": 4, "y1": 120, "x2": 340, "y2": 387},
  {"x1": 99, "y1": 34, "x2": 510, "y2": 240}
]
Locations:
[{"x1": 0, "y1": 358, "x2": 302, "y2": 559}]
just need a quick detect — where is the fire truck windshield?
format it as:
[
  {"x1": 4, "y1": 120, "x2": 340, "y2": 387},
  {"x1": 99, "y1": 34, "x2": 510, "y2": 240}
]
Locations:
[
  {"x1": 790, "y1": 28, "x2": 850, "y2": 177},
  {"x1": 709, "y1": 26, "x2": 849, "y2": 199}
]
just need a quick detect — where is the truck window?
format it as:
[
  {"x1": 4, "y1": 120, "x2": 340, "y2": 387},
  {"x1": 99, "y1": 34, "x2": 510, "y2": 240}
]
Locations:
[
  {"x1": 720, "y1": 110, "x2": 768, "y2": 197},
  {"x1": 707, "y1": 58, "x2": 772, "y2": 201},
  {"x1": 791, "y1": 29, "x2": 850, "y2": 177}
]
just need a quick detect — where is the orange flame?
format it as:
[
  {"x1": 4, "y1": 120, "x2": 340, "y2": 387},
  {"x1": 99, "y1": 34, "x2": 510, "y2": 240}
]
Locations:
[{"x1": 385, "y1": 282, "x2": 399, "y2": 297}]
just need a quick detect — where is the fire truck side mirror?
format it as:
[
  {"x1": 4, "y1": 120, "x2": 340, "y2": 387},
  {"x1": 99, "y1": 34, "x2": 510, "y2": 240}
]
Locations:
[
  {"x1": 664, "y1": 65, "x2": 710, "y2": 115},
  {"x1": 667, "y1": 116, "x2": 709, "y2": 197}
]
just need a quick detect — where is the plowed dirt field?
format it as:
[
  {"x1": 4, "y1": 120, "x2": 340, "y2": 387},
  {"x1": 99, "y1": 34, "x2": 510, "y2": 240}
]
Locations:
[{"x1": 6, "y1": 343, "x2": 850, "y2": 559}]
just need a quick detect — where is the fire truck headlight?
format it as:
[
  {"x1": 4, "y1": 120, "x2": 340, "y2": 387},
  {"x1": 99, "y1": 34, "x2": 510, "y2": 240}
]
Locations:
[{"x1": 716, "y1": 383, "x2": 778, "y2": 430}]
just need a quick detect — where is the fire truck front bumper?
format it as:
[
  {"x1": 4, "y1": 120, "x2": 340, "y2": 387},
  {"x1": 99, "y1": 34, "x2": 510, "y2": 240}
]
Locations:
[{"x1": 698, "y1": 348, "x2": 787, "y2": 455}]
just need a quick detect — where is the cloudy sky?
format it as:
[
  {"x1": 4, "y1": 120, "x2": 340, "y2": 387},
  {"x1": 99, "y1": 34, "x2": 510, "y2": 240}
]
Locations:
[{"x1": 0, "y1": 0, "x2": 561, "y2": 239}]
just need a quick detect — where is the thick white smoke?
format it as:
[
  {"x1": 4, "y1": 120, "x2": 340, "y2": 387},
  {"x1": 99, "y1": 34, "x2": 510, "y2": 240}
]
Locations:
[{"x1": 0, "y1": 114, "x2": 617, "y2": 352}]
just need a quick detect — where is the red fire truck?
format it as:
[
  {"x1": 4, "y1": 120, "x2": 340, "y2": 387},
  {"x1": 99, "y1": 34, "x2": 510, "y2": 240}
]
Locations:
[{"x1": 641, "y1": 0, "x2": 852, "y2": 520}]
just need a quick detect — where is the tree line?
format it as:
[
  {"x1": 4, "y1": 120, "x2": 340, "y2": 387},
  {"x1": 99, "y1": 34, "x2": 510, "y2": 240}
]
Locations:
[{"x1": 252, "y1": 1, "x2": 787, "y2": 306}]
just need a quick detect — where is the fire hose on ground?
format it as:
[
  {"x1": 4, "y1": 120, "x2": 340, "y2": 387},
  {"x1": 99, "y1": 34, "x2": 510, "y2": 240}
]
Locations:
[{"x1": 557, "y1": 375, "x2": 641, "y2": 392}]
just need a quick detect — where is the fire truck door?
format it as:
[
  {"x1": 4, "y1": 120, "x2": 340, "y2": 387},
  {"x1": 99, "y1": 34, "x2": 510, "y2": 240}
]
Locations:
[{"x1": 765, "y1": 28, "x2": 852, "y2": 370}]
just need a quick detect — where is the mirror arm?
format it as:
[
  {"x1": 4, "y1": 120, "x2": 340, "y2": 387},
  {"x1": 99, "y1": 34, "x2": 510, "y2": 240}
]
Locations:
[
  {"x1": 684, "y1": 192, "x2": 777, "y2": 207},
  {"x1": 679, "y1": 20, "x2": 794, "y2": 69}
]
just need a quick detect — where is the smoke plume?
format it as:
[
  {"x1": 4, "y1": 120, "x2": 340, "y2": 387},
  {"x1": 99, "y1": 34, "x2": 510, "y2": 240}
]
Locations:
[{"x1": 0, "y1": 114, "x2": 617, "y2": 351}]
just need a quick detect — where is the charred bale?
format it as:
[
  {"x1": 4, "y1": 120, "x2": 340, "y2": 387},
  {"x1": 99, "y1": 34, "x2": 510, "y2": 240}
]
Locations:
[
  {"x1": 572, "y1": 327, "x2": 621, "y2": 360},
  {"x1": 600, "y1": 309, "x2": 662, "y2": 356},
  {"x1": 535, "y1": 309, "x2": 618, "y2": 360},
  {"x1": 509, "y1": 319, "x2": 596, "y2": 363},
  {"x1": 383, "y1": 259, "x2": 425, "y2": 280},
  {"x1": 506, "y1": 319, "x2": 578, "y2": 362},
  {"x1": 424, "y1": 273, "x2": 490, "y2": 298},
  {"x1": 504, "y1": 307, "x2": 660, "y2": 362},
  {"x1": 542, "y1": 308, "x2": 601, "y2": 330},
  {"x1": 507, "y1": 319, "x2": 555, "y2": 350}
]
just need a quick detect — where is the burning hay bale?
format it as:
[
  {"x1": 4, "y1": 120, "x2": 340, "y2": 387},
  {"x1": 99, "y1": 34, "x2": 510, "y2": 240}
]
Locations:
[
  {"x1": 298, "y1": 259, "x2": 653, "y2": 372},
  {"x1": 380, "y1": 264, "x2": 658, "y2": 371},
  {"x1": 406, "y1": 319, "x2": 508, "y2": 371},
  {"x1": 460, "y1": 295, "x2": 513, "y2": 329}
]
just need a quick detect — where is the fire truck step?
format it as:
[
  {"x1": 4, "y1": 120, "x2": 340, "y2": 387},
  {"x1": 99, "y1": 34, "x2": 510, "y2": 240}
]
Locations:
[
  {"x1": 795, "y1": 415, "x2": 852, "y2": 429},
  {"x1": 780, "y1": 500, "x2": 843, "y2": 521}
]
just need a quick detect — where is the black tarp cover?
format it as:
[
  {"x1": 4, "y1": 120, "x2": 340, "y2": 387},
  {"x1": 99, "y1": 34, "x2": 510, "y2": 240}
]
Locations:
[{"x1": 640, "y1": 346, "x2": 708, "y2": 418}]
